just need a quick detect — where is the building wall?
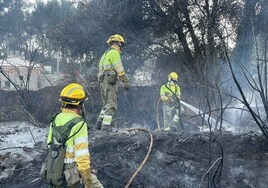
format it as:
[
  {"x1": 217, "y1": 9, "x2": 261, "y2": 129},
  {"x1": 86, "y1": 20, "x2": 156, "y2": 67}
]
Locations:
[{"x1": 0, "y1": 65, "x2": 44, "y2": 90}]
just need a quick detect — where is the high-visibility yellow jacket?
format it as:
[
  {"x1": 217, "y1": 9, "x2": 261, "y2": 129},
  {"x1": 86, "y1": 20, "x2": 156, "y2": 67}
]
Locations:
[
  {"x1": 47, "y1": 109, "x2": 90, "y2": 171},
  {"x1": 160, "y1": 82, "x2": 181, "y2": 102},
  {"x1": 99, "y1": 47, "x2": 125, "y2": 77}
]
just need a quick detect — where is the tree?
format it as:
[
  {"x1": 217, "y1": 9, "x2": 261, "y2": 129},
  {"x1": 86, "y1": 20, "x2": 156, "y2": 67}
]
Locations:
[
  {"x1": 232, "y1": 0, "x2": 259, "y2": 64},
  {"x1": 47, "y1": 0, "x2": 150, "y2": 80}
]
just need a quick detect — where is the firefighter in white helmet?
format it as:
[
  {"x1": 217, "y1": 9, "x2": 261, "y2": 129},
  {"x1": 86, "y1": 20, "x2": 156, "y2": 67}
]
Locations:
[
  {"x1": 160, "y1": 72, "x2": 181, "y2": 131},
  {"x1": 95, "y1": 34, "x2": 130, "y2": 131}
]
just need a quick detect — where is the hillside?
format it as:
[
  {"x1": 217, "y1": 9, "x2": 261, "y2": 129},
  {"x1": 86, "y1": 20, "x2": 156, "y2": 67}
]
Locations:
[
  {"x1": 0, "y1": 85, "x2": 160, "y2": 128},
  {"x1": 0, "y1": 86, "x2": 268, "y2": 187},
  {"x1": 0, "y1": 121, "x2": 268, "y2": 188}
]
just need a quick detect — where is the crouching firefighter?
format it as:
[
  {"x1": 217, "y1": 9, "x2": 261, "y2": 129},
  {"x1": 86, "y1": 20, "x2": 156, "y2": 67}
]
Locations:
[{"x1": 40, "y1": 83, "x2": 103, "y2": 188}]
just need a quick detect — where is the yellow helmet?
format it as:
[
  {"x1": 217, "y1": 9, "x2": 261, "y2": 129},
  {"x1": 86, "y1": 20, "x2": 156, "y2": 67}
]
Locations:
[
  {"x1": 59, "y1": 83, "x2": 87, "y2": 106},
  {"x1": 106, "y1": 34, "x2": 126, "y2": 45},
  {"x1": 168, "y1": 72, "x2": 178, "y2": 81}
]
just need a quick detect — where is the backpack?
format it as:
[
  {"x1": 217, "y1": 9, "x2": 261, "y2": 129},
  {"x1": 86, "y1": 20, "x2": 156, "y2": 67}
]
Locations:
[{"x1": 46, "y1": 116, "x2": 84, "y2": 187}]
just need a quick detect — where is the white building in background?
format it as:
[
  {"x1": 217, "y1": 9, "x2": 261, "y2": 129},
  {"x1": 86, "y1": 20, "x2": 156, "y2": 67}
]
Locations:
[{"x1": 0, "y1": 56, "x2": 50, "y2": 90}]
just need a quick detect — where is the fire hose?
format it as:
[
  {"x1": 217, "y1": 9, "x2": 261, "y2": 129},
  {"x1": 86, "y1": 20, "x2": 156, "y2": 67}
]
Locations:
[{"x1": 124, "y1": 128, "x2": 153, "y2": 188}]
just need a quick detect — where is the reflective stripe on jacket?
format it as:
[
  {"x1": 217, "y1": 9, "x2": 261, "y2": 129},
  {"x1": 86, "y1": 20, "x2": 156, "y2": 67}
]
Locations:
[
  {"x1": 99, "y1": 47, "x2": 125, "y2": 77},
  {"x1": 47, "y1": 109, "x2": 90, "y2": 171},
  {"x1": 160, "y1": 82, "x2": 181, "y2": 101}
]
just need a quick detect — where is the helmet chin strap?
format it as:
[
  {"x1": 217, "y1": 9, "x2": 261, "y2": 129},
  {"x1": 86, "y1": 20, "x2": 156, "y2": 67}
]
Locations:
[
  {"x1": 114, "y1": 42, "x2": 123, "y2": 51},
  {"x1": 78, "y1": 103, "x2": 86, "y2": 118}
]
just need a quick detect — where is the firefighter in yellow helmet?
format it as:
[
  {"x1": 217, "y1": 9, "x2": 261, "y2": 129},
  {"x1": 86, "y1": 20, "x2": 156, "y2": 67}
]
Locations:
[
  {"x1": 95, "y1": 34, "x2": 130, "y2": 131},
  {"x1": 160, "y1": 72, "x2": 181, "y2": 131},
  {"x1": 46, "y1": 83, "x2": 103, "y2": 188}
]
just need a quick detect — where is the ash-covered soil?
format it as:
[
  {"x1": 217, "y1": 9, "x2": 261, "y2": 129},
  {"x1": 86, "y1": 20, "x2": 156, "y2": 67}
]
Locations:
[
  {"x1": 1, "y1": 128, "x2": 268, "y2": 188},
  {"x1": 1, "y1": 86, "x2": 268, "y2": 187}
]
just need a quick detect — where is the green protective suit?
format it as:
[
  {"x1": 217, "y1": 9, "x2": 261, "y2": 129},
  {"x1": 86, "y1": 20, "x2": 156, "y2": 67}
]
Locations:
[
  {"x1": 160, "y1": 82, "x2": 181, "y2": 130},
  {"x1": 97, "y1": 46, "x2": 126, "y2": 130}
]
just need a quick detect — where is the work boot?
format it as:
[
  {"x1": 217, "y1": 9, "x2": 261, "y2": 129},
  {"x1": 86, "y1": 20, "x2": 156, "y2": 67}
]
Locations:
[
  {"x1": 101, "y1": 124, "x2": 110, "y2": 132},
  {"x1": 95, "y1": 121, "x2": 102, "y2": 130}
]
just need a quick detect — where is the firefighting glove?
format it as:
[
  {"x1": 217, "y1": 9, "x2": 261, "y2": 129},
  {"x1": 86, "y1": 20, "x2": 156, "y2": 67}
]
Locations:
[
  {"x1": 123, "y1": 82, "x2": 130, "y2": 90},
  {"x1": 80, "y1": 169, "x2": 92, "y2": 188},
  {"x1": 161, "y1": 96, "x2": 170, "y2": 102},
  {"x1": 119, "y1": 75, "x2": 130, "y2": 90}
]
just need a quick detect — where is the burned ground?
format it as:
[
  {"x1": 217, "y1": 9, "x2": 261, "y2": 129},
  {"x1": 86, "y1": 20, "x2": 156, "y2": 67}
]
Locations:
[
  {"x1": 1, "y1": 87, "x2": 268, "y2": 187},
  {"x1": 1, "y1": 129, "x2": 268, "y2": 188}
]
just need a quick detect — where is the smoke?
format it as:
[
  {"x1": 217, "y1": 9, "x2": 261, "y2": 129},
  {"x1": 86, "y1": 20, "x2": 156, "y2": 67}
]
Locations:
[
  {"x1": 132, "y1": 57, "x2": 157, "y2": 86},
  {"x1": 217, "y1": 56, "x2": 266, "y2": 134}
]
